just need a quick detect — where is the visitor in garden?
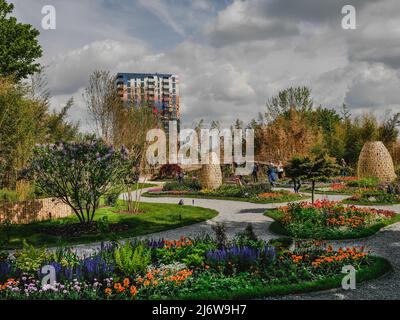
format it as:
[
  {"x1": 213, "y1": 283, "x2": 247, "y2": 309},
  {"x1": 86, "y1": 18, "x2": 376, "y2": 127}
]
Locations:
[
  {"x1": 177, "y1": 171, "x2": 185, "y2": 183},
  {"x1": 267, "y1": 162, "x2": 277, "y2": 187},
  {"x1": 293, "y1": 179, "x2": 302, "y2": 193},
  {"x1": 340, "y1": 158, "x2": 348, "y2": 177},
  {"x1": 252, "y1": 162, "x2": 259, "y2": 182},
  {"x1": 277, "y1": 161, "x2": 284, "y2": 179}
]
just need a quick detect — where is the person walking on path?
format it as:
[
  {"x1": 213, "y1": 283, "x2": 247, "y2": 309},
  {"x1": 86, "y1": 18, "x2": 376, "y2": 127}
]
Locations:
[
  {"x1": 252, "y1": 162, "x2": 259, "y2": 183},
  {"x1": 340, "y1": 158, "x2": 348, "y2": 177},
  {"x1": 293, "y1": 178, "x2": 302, "y2": 193},
  {"x1": 277, "y1": 161, "x2": 284, "y2": 180},
  {"x1": 267, "y1": 162, "x2": 277, "y2": 187}
]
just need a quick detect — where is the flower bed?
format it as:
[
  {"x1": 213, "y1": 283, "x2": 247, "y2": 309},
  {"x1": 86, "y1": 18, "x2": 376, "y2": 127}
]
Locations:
[
  {"x1": 145, "y1": 183, "x2": 306, "y2": 204},
  {"x1": 303, "y1": 177, "x2": 378, "y2": 195},
  {"x1": 0, "y1": 232, "x2": 390, "y2": 300},
  {"x1": 265, "y1": 200, "x2": 399, "y2": 239},
  {"x1": 343, "y1": 190, "x2": 400, "y2": 205}
]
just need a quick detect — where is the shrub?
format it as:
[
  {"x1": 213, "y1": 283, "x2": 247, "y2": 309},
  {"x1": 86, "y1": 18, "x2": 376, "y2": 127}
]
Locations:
[
  {"x1": 389, "y1": 178, "x2": 400, "y2": 195},
  {"x1": 158, "y1": 164, "x2": 182, "y2": 179},
  {"x1": 202, "y1": 183, "x2": 272, "y2": 198},
  {"x1": 163, "y1": 179, "x2": 200, "y2": 192},
  {"x1": 346, "y1": 177, "x2": 379, "y2": 188},
  {"x1": 243, "y1": 183, "x2": 272, "y2": 196},
  {"x1": 207, "y1": 185, "x2": 243, "y2": 197},
  {"x1": 97, "y1": 216, "x2": 110, "y2": 234},
  {"x1": 26, "y1": 139, "x2": 129, "y2": 224},
  {"x1": 114, "y1": 242, "x2": 151, "y2": 276},
  {"x1": 234, "y1": 224, "x2": 263, "y2": 248},
  {"x1": 211, "y1": 223, "x2": 228, "y2": 249},
  {"x1": 14, "y1": 241, "x2": 47, "y2": 276},
  {"x1": 0, "y1": 189, "x2": 20, "y2": 202},
  {"x1": 154, "y1": 237, "x2": 211, "y2": 268},
  {"x1": 104, "y1": 191, "x2": 120, "y2": 207}
]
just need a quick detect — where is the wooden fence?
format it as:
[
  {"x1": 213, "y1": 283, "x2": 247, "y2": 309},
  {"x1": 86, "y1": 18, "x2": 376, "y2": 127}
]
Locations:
[{"x1": 0, "y1": 198, "x2": 72, "y2": 225}]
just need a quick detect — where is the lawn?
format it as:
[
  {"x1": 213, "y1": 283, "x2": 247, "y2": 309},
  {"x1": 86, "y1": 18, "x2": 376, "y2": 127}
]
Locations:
[
  {"x1": 136, "y1": 183, "x2": 159, "y2": 189},
  {"x1": 0, "y1": 201, "x2": 218, "y2": 249}
]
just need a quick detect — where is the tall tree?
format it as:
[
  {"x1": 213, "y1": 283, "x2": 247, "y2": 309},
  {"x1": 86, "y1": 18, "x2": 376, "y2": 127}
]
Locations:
[
  {"x1": 0, "y1": 76, "x2": 78, "y2": 189},
  {"x1": 83, "y1": 70, "x2": 121, "y2": 144},
  {"x1": 257, "y1": 109, "x2": 322, "y2": 163},
  {"x1": 379, "y1": 113, "x2": 400, "y2": 146},
  {"x1": 0, "y1": 0, "x2": 42, "y2": 79},
  {"x1": 265, "y1": 86, "x2": 313, "y2": 122}
]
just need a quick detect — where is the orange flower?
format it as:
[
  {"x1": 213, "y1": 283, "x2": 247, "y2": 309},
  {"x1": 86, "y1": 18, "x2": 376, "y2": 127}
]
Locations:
[
  {"x1": 130, "y1": 286, "x2": 138, "y2": 296},
  {"x1": 104, "y1": 288, "x2": 112, "y2": 296},
  {"x1": 114, "y1": 283, "x2": 121, "y2": 290},
  {"x1": 153, "y1": 280, "x2": 159, "y2": 286},
  {"x1": 123, "y1": 278, "x2": 130, "y2": 287},
  {"x1": 114, "y1": 283, "x2": 125, "y2": 292},
  {"x1": 146, "y1": 273, "x2": 154, "y2": 280},
  {"x1": 143, "y1": 280, "x2": 150, "y2": 286}
]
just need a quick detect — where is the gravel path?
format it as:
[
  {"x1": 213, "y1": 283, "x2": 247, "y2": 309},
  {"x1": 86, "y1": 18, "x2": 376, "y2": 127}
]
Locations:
[{"x1": 62, "y1": 184, "x2": 400, "y2": 299}]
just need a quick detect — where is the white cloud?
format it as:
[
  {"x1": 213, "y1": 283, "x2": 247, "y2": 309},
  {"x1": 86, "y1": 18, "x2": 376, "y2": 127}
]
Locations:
[{"x1": 11, "y1": 0, "x2": 400, "y2": 130}]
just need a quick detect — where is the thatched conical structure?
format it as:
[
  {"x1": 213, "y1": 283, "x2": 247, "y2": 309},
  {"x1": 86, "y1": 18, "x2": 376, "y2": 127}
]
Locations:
[
  {"x1": 357, "y1": 141, "x2": 397, "y2": 183},
  {"x1": 199, "y1": 152, "x2": 222, "y2": 190}
]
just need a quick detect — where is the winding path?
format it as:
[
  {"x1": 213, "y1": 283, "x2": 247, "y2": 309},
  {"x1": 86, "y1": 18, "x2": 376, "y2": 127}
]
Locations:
[{"x1": 70, "y1": 185, "x2": 400, "y2": 300}]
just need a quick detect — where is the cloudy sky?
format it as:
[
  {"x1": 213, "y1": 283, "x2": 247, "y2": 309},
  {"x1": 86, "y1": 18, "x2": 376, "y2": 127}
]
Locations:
[{"x1": 11, "y1": 0, "x2": 400, "y2": 131}]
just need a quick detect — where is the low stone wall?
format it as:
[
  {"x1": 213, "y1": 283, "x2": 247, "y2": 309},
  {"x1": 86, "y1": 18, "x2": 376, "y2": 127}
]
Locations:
[{"x1": 0, "y1": 198, "x2": 72, "y2": 224}]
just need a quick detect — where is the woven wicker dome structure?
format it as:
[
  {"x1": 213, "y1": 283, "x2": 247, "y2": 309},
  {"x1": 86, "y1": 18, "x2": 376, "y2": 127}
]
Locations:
[
  {"x1": 357, "y1": 141, "x2": 397, "y2": 183},
  {"x1": 199, "y1": 153, "x2": 222, "y2": 190}
]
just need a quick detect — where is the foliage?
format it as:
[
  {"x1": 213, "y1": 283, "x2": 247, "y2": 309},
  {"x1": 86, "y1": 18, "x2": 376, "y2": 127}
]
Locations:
[
  {"x1": 212, "y1": 223, "x2": 228, "y2": 249},
  {"x1": 265, "y1": 86, "x2": 313, "y2": 121},
  {"x1": 255, "y1": 88, "x2": 399, "y2": 168},
  {"x1": 285, "y1": 153, "x2": 340, "y2": 202},
  {"x1": 153, "y1": 237, "x2": 212, "y2": 268},
  {"x1": 0, "y1": 0, "x2": 42, "y2": 79},
  {"x1": 0, "y1": 188, "x2": 20, "y2": 202},
  {"x1": 114, "y1": 242, "x2": 151, "y2": 276},
  {"x1": 233, "y1": 224, "x2": 265, "y2": 249},
  {"x1": 258, "y1": 108, "x2": 322, "y2": 163},
  {"x1": 13, "y1": 240, "x2": 47, "y2": 275},
  {"x1": 104, "y1": 190, "x2": 120, "y2": 207},
  {"x1": 0, "y1": 75, "x2": 78, "y2": 189},
  {"x1": 346, "y1": 177, "x2": 379, "y2": 188},
  {"x1": 97, "y1": 216, "x2": 111, "y2": 234},
  {"x1": 163, "y1": 179, "x2": 200, "y2": 192},
  {"x1": 158, "y1": 164, "x2": 182, "y2": 179},
  {"x1": 26, "y1": 139, "x2": 129, "y2": 224}
]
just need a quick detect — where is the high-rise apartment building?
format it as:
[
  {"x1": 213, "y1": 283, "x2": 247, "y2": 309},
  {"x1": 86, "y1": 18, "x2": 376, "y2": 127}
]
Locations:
[{"x1": 116, "y1": 73, "x2": 180, "y2": 130}]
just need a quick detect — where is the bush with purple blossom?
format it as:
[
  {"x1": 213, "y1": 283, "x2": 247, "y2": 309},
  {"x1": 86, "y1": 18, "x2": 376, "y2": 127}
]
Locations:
[{"x1": 26, "y1": 138, "x2": 130, "y2": 224}]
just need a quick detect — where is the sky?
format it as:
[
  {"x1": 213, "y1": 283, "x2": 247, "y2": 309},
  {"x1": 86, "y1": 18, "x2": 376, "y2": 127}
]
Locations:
[{"x1": 10, "y1": 0, "x2": 400, "y2": 131}]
